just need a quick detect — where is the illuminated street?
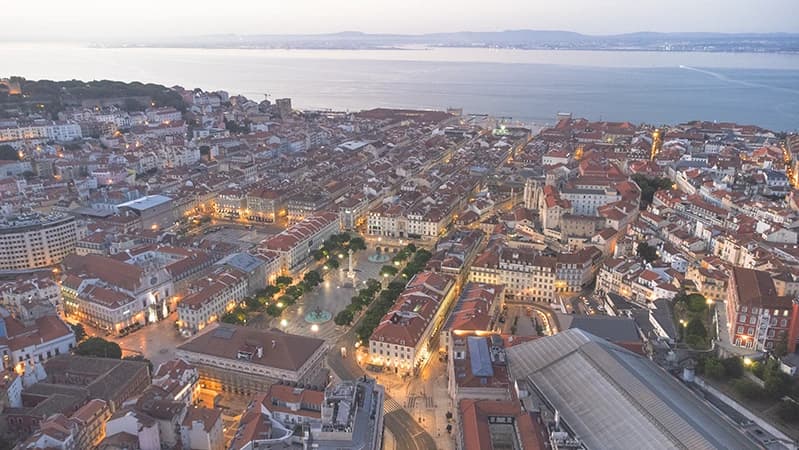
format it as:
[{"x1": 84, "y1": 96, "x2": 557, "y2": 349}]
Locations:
[
  {"x1": 327, "y1": 313, "x2": 438, "y2": 450},
  {"x1": 265, "y1": 249, "x2": 385, "y2": 341},
  {"x1": 112, "y1": 312, "x2": 187, "y2": 368}
]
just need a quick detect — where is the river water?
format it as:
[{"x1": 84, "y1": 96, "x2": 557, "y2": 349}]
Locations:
[{"x1": 2, "y1": 43, "x2": 799, "y2": 130}]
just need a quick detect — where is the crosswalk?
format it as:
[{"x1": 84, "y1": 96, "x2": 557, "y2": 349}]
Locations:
[
  {"x1": 404, "y1": 395, "x2": 435, "y2": 409},
  {"x1": 384, "y1": 398, "x2": 403, "y2": 414},
  {"x1": 280, "y1": 320, "x2": 341, "y2": 342}
]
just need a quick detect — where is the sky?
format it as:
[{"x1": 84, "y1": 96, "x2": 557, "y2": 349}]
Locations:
[{"x1": 2, "y1": 0, "x2": 797, "y2": 41}]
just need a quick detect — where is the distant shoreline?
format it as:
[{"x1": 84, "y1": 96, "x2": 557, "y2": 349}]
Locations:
[
  {"x1": 86, "y1": 29, "x2": 799, "y2": 54},
  {"x1": 91, "y1": 44, "x2": 799, "y2": 55}
]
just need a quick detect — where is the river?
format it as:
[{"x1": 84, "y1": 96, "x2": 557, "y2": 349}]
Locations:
[{"x1": 2, "y1": 43, "x2": 799, "y2": 130}]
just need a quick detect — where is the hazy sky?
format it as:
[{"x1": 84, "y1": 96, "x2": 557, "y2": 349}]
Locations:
[{"x1": 3, "y1": 0, "x2": 797, "y2": 40}]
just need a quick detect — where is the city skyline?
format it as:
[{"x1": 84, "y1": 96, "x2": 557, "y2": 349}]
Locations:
[{"x1": 2, "y1": 1, "x2": 799, "y2": 448}]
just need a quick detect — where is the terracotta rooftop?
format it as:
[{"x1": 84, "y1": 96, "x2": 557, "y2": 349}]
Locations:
[
  {"x1": 183, "y1": 406, "x2": 222, "y2": 433},
  {"x1": 178, "y1": 324, "x2": 325, "y2": 372},
  {"x1": 459, "y1": 399, "x2": 546, "y2": 450},
  {"x1": 732, "y1": 267, "x2": 794, "y2": 309}
]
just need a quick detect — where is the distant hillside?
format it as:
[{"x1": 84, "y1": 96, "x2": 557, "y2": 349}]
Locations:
[
  {"x1": 0, "y1": 78, "x2": 185, "y2": 119},
  {"x1": 109, "y1": 30, "x2": 799, "y2": 52}
]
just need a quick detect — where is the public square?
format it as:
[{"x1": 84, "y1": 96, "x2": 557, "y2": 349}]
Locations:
[
  {"x1": 266, "y1": 248, "x2": 387, "y2": 343},
  {"x1": 113, "y1": 311, "x2": 186, "y2": 368}
]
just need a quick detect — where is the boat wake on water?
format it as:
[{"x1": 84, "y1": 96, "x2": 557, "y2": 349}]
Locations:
[{"x1": 679, "y1": 64, "x2": 799, "y2": 95}]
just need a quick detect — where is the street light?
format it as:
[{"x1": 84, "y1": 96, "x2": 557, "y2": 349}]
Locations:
[
  {"x1": 311, "y1": 324, "x2": 319, "y2": 332},
  {"x1": 280, "y1": 319, "x2": 288, "y2": 328}
]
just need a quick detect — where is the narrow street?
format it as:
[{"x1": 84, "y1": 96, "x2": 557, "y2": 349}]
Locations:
[{"x1": 327, "y1": 327, "x2": 438, "y2": 450}]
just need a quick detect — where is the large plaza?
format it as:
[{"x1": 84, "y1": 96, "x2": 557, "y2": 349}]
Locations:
[{"x1": 266, "y1": 247, "x2": 389, "y2": 343}]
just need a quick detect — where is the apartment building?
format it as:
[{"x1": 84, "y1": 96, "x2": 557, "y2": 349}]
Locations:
[
  {"x1": 0, "y1": 314, "x2": 76, "y2": 374},
  {"x1": 0, "y1": 120, "x2": 82, "y2": 142},
  {"x1": 726, "y1": 267, "x2": 799, "y2": 352},
  {"x1": 440, "y1": 282, "x2": 504, "y2": 350},
  {"x1": 177, "y1": 267, "x2": 248, "y2": 335},
  {"x1": 260, "y1": 212, "x2": 339, "y2": 273},
  {"x1": 369, "y1": 272, "x2": 455, "y2": 374},
  {"x1": 0, "y1": 213, "x2": 77, "y2": 271},
  {"x1": 470, "y1": 245, "x2": 600, "y2": 303},
  {"x1": 1, "y1": 274, "x2": 64, "y2": 319}
]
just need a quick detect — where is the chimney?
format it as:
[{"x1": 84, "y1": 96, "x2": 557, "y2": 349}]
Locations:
[{"x1": 271, "y1": 340, "x2": 276, "y2": 349}]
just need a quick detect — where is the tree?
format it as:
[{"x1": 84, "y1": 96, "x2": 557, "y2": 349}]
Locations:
[
  {"x1": 366, "y1": 279, "x2": 381, "y2": 292},
  {"x1": 326, "y1": 258, "x2": 340, "y2": 270},
  {"x1": 122, "y1": 98, "x2": 146, "y2": 111},
  {"x1": 631, "y1": 174, "x2": 673, "y2": 209},
  {"x1": 380, "y1": 265, "x2": 399, "y2": 277},
  {"x1": 721, "y1": 357, "x2": 744, "y2": 378},
  {"x1": 686, "y1": 318, "x2": 707, "y2": 339},
  {"x1": 732, "y1": 379, "x2": 762, "y2": 399},
  {"x1": 774, "y1": 332, "x2": 789, "y2": 358},
  {"x1": 303, "y1": 270, "x2": 323, "y2": 287},
  {"x1": 275, "y1": 276, "x2": 293, "y2": 288},
  {"x1": 278, "y1": 294, "x2": 296, "y2": 307},
  {"x1": 224, "y1": 118, "x2": 250, "y2": 134},
  {"x1": 70, "y1": 323, "x2": 86, "y2": 342},
  {"x1": 764, "y1": 366, "x2": 792, "y2": 398},
  {"x1": 0, "y1": 144, "x2": 19, "y2": 161},
  {"x1": 685, "y1": 293, "x2": 708, "y2": 313},
  {"x1": 266, "y1": 303, "x2": 282, "y2": 317},
  {"x1": 349, "y1": 237, "x2": 366, "y2": 251},
  {"x1": 334, "y1": 309, "x2": 354, "y2": 326},
  {"x1": 75, "y1": 337, "x2": 122, "y2": 359},
  {"x1": 286, "y1": 285, "x2": 305, "y2": 299},
  {"x1": 262, "y1": 285, "x2": 281, "y2": 297},
  {"x1": 244, "y1": 296, "x2": 261, "y2": 312},
  {"x1": 776, "y1": 400, "x2": 799, "y2": 424},
  {"x1": 221, "y1": 307, "x2": 247, "y2": 325},
  {"x1": 704, "y1": 357, "x2": 726, "y2": 379},
  {"x1": 636, "y1": 242, "x2": 659, "y2": 263}
]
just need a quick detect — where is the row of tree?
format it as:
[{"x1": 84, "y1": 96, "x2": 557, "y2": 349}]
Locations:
[
  {"x1": 313, "y1": 232, "x2": 367, "y2": 270},
  {"x1": 334, "y1": 279, "x2": 383, "y2": 326},
  {"x1": 701, "y1": 354, "x2": 799, "y2": 424},
  {"x1": 221, "y1": 270, "x2": 324, "y2": 324},
  {"x1": 672, "y1": 291, "x2": 712, "y2": 349},
  {"x1": 1, "y1": 78, "x2": 187, "y2": 120},
  {"x1": 354, "y1": 248, "x2": 433, "y2": 343},
  {"x1": 631, "y1": 174, "x2": 672, "y2": 209}
]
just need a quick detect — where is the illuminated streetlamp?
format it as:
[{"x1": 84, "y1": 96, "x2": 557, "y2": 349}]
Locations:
[
  {"x1": 280, "y1": 319, "x2": 288, "y2": 328},
  {"x1": 311, "y1": 324, "x2": 319, "y2": 332}
]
